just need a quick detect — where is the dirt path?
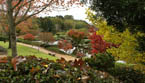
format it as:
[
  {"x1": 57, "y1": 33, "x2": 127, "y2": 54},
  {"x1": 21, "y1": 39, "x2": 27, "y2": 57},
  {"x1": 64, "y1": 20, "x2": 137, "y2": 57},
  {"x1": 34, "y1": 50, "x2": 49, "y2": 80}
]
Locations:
[
  {"x1": 0, "y1": 55, "x2": 7, "y2": 58},
  {"x1": 17, "y1": 42, "x2": 77, "y2": 61}
]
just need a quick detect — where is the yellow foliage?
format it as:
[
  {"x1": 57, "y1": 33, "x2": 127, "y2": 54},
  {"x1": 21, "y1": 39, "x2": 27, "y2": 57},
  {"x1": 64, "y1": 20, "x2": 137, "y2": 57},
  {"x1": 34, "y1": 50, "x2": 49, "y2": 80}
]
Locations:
[{"x1": 86, "y1": 8, "x2": 145, "y2": 66}]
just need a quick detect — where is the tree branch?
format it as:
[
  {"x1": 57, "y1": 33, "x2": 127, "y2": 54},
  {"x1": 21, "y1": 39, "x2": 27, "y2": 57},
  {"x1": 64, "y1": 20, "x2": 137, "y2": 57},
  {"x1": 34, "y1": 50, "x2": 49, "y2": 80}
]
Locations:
[
  {"x1": 13, "y1": 0, "x2": 33, "y2": 22},
  {"x1": 15, "y1": 0, "x2": 54, "y2": 25},
  {"x1": 12, "y1": 0, "x2": 23, "y2": 10},
  {"x1": 0, "y1": 3, "x2": 6, "y2": 12},
  {"x1": 15, "y1": 5, "x2": 48, "y2": 25}
]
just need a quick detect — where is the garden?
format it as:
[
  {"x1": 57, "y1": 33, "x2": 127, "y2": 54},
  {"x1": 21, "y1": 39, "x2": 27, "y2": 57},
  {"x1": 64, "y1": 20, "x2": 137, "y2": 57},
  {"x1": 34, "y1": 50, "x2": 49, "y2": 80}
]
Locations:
[{"x1": 0, "y1": 0, "x2": 145, "y2": 83}]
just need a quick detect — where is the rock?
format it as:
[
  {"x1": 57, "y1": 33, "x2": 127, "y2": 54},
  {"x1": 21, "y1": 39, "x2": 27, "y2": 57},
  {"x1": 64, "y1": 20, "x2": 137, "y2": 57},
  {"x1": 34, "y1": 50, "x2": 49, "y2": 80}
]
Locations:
[{"x1": 116, "y1": 60, "x2": 126, "y2": 64}]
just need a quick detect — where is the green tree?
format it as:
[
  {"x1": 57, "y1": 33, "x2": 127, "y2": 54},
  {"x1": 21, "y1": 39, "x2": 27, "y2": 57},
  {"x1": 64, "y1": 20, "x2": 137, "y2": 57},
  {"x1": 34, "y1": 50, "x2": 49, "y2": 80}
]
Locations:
[
  {"x1": 75, "y1": 20, "x2": 88, "y2": 29},
  {"x1": 86, "y1": 0, "x2": 145, "y2": 51},
  {"x1": 88, "y1": 0, "x2": 145, "y2": 32},
  {"x1": 37, "y1": 17, "x2": 54, "y2": 32},
  {"x1": 64, "y1": 15, "x2": 74, "y2": 19}
]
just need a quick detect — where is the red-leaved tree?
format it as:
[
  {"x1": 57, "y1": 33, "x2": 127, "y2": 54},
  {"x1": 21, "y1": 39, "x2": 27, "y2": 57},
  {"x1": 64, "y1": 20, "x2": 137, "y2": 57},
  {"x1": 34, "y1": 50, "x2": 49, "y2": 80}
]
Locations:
[
  {"x1": 88, "y1": 27, "x2": 120, "y2": 55},
  {"x1": 24, "y1": 33, "x2": 35, "y2": 41},
  {"x1": 58, "y1": 40, "x2": 73, "y2": 51},
  {"x1": 0, "y1": 0, "x2": 81, "y2": 57},
  {"x1": 68, "y1": 29, "x2": 85, "y2": 40}
]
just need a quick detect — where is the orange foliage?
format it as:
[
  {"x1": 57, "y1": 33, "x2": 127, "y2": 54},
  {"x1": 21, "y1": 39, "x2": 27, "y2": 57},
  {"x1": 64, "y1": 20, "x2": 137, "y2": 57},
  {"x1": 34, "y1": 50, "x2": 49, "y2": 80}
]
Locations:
[
  {"x1": 38, "y1": 32, "x2": 55, "y2": 43},
  {"x1": 0, "y1": 57, "x2": 8, "y2": 63},
  {"x1": 16, "y1": 18, "x2": 36, "y2": 35},
  {"x1": 24, "y1": 33, "x2": 35, "y2": 40},
  {"x1": 58, "y1": 40, "x2": 73, "y2": 51},
  {"x1": 67, "y1": 29, "x2": 85, "y2": 39}
]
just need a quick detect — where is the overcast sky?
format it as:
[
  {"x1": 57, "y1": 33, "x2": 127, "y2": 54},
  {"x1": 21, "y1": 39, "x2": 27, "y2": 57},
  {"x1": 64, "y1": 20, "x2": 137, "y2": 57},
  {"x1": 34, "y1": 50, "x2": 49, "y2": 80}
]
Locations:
[{"x1": 38, "y1": 6, "x2": 90, "y2": 23}]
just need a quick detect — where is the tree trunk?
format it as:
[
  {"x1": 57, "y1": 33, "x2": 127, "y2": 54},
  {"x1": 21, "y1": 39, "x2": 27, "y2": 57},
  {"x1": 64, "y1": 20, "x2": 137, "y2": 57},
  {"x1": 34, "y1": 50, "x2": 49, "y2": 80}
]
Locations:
[
  {"x1": 7, "y1": 0, "x2": 17, "y2": 57},
  {"x1": 8, "y1": 32, "x2": 11, "y2": 49},
  {"x1": 10, "y1": 25, "x2": 17, "y2": 57}
]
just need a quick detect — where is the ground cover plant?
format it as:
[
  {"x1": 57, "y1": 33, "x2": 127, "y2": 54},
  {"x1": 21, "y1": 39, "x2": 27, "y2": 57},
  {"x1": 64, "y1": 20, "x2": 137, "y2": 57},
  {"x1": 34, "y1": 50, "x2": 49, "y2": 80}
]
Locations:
[{"x1": 0, "y1": 42, "x2": 57, "y2": 60}]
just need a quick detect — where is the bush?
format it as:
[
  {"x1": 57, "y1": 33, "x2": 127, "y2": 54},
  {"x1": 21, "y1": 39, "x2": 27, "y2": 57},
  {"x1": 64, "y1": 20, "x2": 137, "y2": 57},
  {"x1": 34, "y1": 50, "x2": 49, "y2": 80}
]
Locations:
[
  {"x1": 85, "y1": 53, "x2": 115, "y2": 72},
  {"x1": 0, "y1": 36, "x2": 8, "y2": 41},
  {"x1": 17, "y1": 38, "x2": 41, "y2": 46},
  {"x1": 0, "y1": 56, "x2": 120, "y2": 83},
  {"x1": 46, "y1": 45, "x2": 66, "y2": 55},
  {"x1": 38, "y1": 32, "x2": 55, "y2": 43},
  {"x1": 110, "y1": 66, "x2": 145, "y2": 83},
  {"x1": 40, "y1": 43, "x2": 50, "y2": 48},
  {"x1": 24, "y1": 33, "x2": 35, "y2": 41},
  {"x1": 17, "y1": 38, "x2": 32, "y2": 44}
]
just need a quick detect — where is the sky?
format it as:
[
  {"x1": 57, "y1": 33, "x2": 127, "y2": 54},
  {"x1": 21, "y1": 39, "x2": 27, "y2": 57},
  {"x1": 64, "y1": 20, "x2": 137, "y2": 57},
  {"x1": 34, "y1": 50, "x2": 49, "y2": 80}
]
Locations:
[{"x1": 38, "y1": 6, "x2": 90, "y2": 23}]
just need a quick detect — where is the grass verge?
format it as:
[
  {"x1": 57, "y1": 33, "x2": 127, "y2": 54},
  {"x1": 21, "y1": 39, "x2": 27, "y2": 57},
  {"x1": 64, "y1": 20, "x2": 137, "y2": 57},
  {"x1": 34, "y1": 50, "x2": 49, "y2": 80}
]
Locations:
[{"x1": 0, "y1": 41, "x2": 57, "y2": 60}]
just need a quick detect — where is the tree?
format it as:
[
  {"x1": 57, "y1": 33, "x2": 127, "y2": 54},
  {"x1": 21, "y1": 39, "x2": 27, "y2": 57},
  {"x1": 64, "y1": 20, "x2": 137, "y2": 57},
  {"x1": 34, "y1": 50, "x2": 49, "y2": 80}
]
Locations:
[
  {"x1": 0, "y1": 12, "x2": 11, "y2": 48},
  {"x1": 88, "y1": 0, "x2": 145, "y2": 33},
  {"x1": 86, "y1": 10, "x2": 145, "y2": 71},
  {"x1": 86, "y1": 0, "x2": 145, "y2": 52},
  {"x1": 38, "y1": 32, "x2": 55, "y2": 43},
  {"x1": 75, "y1": 20, "x2": 88, "y2": 29},
  {"x1": 37, "y1": 17, "x2": 54, "y2": 32},
  {"x1": 0, "y1": 0, "x2": 80, "y2": 57},
  {"x1": 16, "y1": 17, "x2": 39, "y2": 35},
  {"x1": 64, "y1": 15, "x2": 74, "y2": 19},
  {"x1": 64, "y1": 19, "x2": 75, "y2": 29},
  {"x1": 67, "y1": 29, "x2": 87, "y2": 55},
  {"x1": 24, "y1": 33, "x2": 35, "y2": 41}
]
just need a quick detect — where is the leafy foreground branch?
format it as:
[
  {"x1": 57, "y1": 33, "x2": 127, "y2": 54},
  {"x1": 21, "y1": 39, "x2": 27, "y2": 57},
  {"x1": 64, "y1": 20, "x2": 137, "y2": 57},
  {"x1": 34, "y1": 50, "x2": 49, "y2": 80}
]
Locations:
[{"x1": 0, "y1": 56, "x2": 120, "y2": 83}]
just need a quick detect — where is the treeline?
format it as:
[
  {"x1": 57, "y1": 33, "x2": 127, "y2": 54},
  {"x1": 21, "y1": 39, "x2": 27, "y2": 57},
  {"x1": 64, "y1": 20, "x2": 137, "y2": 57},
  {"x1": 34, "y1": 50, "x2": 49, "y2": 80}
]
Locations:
[{"x1": 36, "y1": 15, "x2": 89, "y2": 33}]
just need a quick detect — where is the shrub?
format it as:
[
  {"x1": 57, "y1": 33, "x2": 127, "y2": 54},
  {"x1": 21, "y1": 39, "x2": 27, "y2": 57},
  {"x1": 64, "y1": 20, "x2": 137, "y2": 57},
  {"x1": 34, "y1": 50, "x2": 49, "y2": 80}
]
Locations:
[
  {"x1": 24, "y1": 33, "x2": 35, "y2": 41},
  {"x1": 17, "y1": 38, "x2": 32, "y2": 44},
  {"x1": 58, "y1": 40, "x2": 73, "y2": 51},
  {"x1": 0, "y1": 56, "x2": 120, "y2": 83},
  {"x1": 85, "y1": 53, "x2": 115, "y2": 72},
  {"x1": 110, "y1": 66, "x2": 145, "y2": 83},
  {"x1": 0, "y1": 36, "x2": 8, "y2": 41},
  {"x1": 17, "y1": 38, "x2": 41, "y2": 46},
  {"x1": 67, "y1": 29, "x2": 85, "y2": 40},
  {"x1": 67, "y1": 29, "x2": 90, "y2": 55},
  {"x1": 38, "y1": 32, "x2": 55, "y2": 43},
  {"x1": 46, "y1": 45, "x2": 66, "y2": 54}
]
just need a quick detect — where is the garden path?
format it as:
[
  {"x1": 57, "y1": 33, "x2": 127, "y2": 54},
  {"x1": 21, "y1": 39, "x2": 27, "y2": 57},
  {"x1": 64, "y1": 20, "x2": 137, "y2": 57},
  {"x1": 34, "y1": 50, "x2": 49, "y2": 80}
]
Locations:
[
  {"x1": 0, "y1": 55, "x2": 7, "y2": 58},
  {"x1": 17, "y1": 42, "x2": 77, "y2": 61}
]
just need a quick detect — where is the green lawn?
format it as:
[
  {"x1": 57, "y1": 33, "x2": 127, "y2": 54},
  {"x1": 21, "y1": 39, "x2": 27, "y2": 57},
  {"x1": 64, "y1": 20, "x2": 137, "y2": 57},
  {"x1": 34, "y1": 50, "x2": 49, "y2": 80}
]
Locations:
[{"x1": 0, "y1": 41, "x2": 57, "y2": 60}]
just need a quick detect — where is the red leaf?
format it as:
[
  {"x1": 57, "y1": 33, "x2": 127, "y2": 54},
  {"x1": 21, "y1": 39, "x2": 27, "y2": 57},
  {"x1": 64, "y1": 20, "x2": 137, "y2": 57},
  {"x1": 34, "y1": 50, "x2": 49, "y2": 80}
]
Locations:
[
  {"x1": 73, "y1": 58, "x2": 84, "y2": 70},
  {"x1": 11, "y1": 56, "x2": 26, "y2": 71},
  {"x1": 57, "y1": 57, "x2": 66, "y2": 64},
  {"x1": 0, "y1": 57, "x2": 8, "y2": 63},
  {"x1": 11, "y1": 57, "x2": 17, "y2": 71},
  {"x1": 30, "y1": 67, "x2": 39, "y2": 73}
]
